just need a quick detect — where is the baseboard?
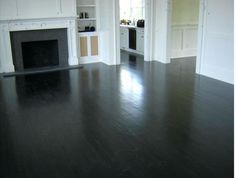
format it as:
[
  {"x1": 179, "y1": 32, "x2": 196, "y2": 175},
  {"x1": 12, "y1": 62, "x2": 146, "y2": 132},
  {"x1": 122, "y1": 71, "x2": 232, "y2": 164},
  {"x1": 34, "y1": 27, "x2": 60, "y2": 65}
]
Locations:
[
  {"x1": 171, "y1": 49, "x2": 197, "y2": 59},
  {"x1": 79, "y1": 57, "x2": 100, "y2": 64},
  {"x1": 152, "y1": 57, "x2": 171, "y2": 64},
  {"x1": 197, "y1": 65, "x2": 234, "y2": 84},
  {"x1": 121, "y1": 48, "x2": 144, "y2": 56},
  {"x1": 101, "y1": 60, "x2": 118, "y2": 66}
]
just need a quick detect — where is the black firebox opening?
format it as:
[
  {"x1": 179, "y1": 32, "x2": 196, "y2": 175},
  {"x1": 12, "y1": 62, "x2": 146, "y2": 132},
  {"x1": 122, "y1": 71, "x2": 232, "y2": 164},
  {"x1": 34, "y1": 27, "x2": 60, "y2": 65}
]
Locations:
[{"x1": 22, "y1": 40, "x2": 59, "y2": 69}]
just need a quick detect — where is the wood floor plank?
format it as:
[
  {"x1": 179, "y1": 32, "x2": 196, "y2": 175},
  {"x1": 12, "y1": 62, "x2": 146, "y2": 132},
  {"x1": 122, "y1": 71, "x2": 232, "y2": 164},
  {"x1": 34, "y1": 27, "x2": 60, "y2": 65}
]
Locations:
[{"x1": 0, "y1": 51, "x2": 233, "y2": 178}]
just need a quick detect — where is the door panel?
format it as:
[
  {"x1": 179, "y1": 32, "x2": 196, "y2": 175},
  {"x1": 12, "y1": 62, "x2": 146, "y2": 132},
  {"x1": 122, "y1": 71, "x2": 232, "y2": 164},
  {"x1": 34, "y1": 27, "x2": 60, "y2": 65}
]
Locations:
[
  {"x1": 80, "y1": 37, "x2": 88, "y2": 57},
  {"x1": 91, "y1": 36, "x2": 99, "y2": 56}
]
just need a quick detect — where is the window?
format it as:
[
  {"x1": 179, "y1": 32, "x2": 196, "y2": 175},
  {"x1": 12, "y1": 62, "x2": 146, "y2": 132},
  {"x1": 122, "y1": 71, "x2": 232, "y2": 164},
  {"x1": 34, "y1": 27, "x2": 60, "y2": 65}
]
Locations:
[{"x1": 120, "y1": 0, "x2": 145, "y2": 20}]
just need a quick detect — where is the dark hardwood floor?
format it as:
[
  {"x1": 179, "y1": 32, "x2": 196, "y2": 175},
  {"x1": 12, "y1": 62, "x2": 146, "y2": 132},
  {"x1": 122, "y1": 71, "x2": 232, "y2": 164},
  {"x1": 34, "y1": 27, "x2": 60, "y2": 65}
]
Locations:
[{"x1": 0, "y1": 51, "x2": 234, "y2": 178}]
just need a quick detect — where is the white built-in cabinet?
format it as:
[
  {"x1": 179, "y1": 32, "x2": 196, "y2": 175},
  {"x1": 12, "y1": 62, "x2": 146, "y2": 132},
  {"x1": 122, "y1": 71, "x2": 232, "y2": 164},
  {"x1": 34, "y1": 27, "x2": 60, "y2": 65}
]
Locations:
[
  {"x1": 77, "y1": 0, "x2": 99, "y2": 64},
  {"x1": 78, "y1": 32, "x2": 99, "y2": 64},
  {"x1": 0, "y1": 0, "x2": 76, "y2": 20},
  {"x1": 77, "y1": 0, "x2": 97, "y2": 32}
]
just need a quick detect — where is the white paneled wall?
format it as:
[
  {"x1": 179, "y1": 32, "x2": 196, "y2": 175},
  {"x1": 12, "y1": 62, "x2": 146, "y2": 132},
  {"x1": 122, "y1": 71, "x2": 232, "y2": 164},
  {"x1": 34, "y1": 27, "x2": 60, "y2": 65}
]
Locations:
[
  {"x1": 171, "y1": 24, "x2": 198, "y2": 58},
  {"x1": 0, "y1": 0, "x2": 76, "y2": 20}
]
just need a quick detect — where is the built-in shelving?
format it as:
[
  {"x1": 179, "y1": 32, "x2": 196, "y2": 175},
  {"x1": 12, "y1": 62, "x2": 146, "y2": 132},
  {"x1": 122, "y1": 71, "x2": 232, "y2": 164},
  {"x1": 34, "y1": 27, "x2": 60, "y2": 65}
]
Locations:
[
  {"x1": 76, "y1": 0, "x2": 97, "y2": 33},
  {"x1": 76, "y1": 0, "x2": 99, "y2": 64},
  {"x1": 78, "y1": 18, "x2": 96, "y2": 21}
]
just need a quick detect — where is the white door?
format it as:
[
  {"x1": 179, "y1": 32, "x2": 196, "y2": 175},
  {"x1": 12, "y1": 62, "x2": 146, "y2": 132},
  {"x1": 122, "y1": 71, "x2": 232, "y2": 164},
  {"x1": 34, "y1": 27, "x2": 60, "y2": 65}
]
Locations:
[{"x1": 198, "y1": 0, "x2": 234, "y2": 84}]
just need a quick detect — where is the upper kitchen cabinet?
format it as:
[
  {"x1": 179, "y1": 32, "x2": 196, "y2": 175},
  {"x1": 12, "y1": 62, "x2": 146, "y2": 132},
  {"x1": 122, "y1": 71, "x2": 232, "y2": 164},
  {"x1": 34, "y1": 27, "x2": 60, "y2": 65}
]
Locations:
[
  {"x1": 0, "y1": 0, "x2": 18, "y2": 20},
  {"x1": 0, "y1": 0, "x2": 76, "y2": 21}
]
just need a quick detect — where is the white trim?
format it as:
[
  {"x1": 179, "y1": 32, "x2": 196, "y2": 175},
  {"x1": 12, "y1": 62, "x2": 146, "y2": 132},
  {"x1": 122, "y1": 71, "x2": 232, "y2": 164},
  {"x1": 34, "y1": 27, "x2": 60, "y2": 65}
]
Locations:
[
  {"x1": 166, "y1": 0, "x2": 172, "y2": 63},
  {"x1": 115, "y1": 0, "x2": 152, "y2": 64},
  {"x1": 196, "y1": 0, "x2": 206, "y2": 74},
  {"x1": 80, "y1": 56, "x2": 100, "y2": 64},
  {"x1": 101, "y1": 60, "x2": 118, "y2": 66},
  {"x1": 144, "y1": 0, "x2": 153, "y2": 61},
  {"x1": 115, "y1": 0, "x2": 121, "y2": 65},
  {"x1": 151, "y1": 0, "x2": 172, "y2": 64},
  {"x1": 122, "y1": 48, "x2": 144, "y2": 56}
]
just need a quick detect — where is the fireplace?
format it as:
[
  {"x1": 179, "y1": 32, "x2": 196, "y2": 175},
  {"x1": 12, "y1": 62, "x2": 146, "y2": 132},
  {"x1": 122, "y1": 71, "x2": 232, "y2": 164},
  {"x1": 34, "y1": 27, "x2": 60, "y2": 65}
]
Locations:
[{"x1": 10, "y1": 29, "x2": 69, "y2": 72}]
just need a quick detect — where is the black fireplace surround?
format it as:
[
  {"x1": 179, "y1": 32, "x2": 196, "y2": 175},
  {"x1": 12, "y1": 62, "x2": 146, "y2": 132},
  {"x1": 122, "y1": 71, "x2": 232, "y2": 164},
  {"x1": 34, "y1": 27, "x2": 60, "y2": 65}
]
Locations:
[{"x1": 10, "y1": 29, "x2": 69, "y2": 72}]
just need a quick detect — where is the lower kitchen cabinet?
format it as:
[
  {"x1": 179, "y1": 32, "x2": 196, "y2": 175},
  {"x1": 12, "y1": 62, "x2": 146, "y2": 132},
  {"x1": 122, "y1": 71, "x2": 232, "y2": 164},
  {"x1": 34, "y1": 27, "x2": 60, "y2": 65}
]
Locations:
[
  {"x1": 120, "y1": 27, "x2": 128, "y2": 49},
  {"x1": 120, "y1": 26, "x2": 144, "y2": 55},
  {"x1": 136, "y1": 28, "x2": 144, "y2": 53}
]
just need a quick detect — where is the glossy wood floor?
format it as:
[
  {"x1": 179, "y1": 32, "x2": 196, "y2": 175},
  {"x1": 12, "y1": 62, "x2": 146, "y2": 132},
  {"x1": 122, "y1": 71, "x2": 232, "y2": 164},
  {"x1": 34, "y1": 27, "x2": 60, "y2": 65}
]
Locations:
[{"x1": 0, "y1": 51, "x2": 234, "y2": 178}]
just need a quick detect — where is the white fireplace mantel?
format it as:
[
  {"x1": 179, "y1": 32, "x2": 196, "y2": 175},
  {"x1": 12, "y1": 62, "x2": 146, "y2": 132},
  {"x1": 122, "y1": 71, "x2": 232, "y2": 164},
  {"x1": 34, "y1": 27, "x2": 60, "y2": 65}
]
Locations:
[{"x1": 0, "y1": 17, "x2": 79, "y2": 73}]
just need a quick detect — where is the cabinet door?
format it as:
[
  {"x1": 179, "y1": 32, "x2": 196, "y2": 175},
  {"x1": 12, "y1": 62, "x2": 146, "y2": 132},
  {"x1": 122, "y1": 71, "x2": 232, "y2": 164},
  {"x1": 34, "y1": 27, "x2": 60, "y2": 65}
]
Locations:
[
  {"x1": 120, "y1": 33, "x2": 126, "y2": 49},
  {"x1": 137, "y1": 30, "x2": 144, "y2": 53},
  {"x1": 120, "y1": 28, "x2": 128, "y2": 49},
  {"x1": 91, "y1": 36, "x2": 99, "y2": 56},
  {"x1": 80, "y1": 37, "x2": 88, "y2": 57}
]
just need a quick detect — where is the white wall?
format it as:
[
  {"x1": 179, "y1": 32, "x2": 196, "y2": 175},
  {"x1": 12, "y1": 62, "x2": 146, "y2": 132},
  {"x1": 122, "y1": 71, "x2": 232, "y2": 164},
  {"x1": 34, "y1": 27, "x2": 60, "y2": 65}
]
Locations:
[
  {"x1": 197, "y1": 0, "x2": 234, "y2": 84},
  {"x1": 98, "y1": 0, "x2": 118, "y2": 65},
  {"x1": 172, "y1": 0, "x2": 200, "y2": 25},
  {"x1": 0, "y1": 0, "x2": 76, "y2": 20},
  {"x1": 152, "y1": 0, "x2": 172, "y2": 63}
]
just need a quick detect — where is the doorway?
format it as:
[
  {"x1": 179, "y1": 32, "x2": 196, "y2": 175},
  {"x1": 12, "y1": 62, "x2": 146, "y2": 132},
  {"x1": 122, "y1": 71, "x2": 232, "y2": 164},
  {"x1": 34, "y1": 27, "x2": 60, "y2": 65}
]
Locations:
[
  {"x1": 115, "y1": 0, "x2": 205, "y2": 73},
  {"x1": 115, "y1": 0, "x2": 153, "y2": 65},
  {"x1": 170, "y1": 0, "x2": 200, "y2": 61},
  {"x1": 169, "y1": 0, "x2": 207, "y2": 75}
]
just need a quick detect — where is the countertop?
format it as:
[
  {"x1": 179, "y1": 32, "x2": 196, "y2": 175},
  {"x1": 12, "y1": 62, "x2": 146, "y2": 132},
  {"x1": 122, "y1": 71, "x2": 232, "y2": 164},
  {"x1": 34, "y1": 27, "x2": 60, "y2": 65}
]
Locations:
[{"x1": 120, "y1": 25, "x2": 144, "y2": 29}]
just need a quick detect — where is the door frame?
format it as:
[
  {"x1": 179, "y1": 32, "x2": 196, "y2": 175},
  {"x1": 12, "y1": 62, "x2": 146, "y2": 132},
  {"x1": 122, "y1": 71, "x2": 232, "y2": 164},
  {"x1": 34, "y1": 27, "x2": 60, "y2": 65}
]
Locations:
[
  {"x1": 114, "y1": 0, "x2": 154, "y2": 64},
  {"x1": 169, "y1": 0, "x2": 205, "y2": 72},
  {"x1": 196, "y1": 0, "x2": 206, "y2": 74}
]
